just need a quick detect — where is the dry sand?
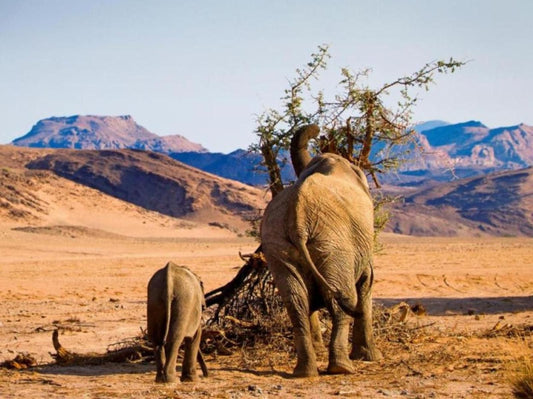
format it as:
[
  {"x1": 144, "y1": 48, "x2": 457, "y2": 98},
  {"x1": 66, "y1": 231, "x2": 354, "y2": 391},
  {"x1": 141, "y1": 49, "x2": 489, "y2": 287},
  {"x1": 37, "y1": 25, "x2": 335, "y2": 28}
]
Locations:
[{"x1": 0, "y1": 222, "x2": 531, "y2": 398}]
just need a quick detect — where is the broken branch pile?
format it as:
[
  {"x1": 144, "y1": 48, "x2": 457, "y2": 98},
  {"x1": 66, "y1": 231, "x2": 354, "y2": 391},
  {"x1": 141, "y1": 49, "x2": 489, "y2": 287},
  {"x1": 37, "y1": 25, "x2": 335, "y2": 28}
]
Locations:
[{"x1": 203, "y1": 248, "x2": 294, "y2": 351}]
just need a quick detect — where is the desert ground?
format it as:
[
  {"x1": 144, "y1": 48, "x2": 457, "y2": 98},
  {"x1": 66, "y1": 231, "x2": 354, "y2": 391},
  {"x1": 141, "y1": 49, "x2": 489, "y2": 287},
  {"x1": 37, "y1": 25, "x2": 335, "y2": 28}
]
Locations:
[{"x1": 1, "y1": 213, "x2": 531, "y2": 399}]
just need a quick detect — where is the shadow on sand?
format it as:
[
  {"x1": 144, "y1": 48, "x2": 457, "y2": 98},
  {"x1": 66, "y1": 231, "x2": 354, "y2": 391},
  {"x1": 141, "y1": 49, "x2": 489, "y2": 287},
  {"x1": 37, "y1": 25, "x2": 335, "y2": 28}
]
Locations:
[
  {"x1": 37, "y1": 363, "x2": 283, "y2": 379},
  {"x1": 35, "y1": 362, "x2": 153, "y2": 377},
  {"x1": 376, "y1": 295, "x2": 533, "y2": 316}
]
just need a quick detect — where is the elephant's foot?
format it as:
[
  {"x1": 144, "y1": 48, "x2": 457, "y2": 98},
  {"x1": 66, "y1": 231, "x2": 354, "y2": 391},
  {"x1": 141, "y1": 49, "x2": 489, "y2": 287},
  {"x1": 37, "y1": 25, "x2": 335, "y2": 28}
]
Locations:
[
  {"x1": 180, "y1": 374, "x2": 198, "y2": 383},
  {"x1": 350, "y1": 345, "x2": 382, "y2": 361},
  {"x1": 155, "y1": 372, "x2": 177, "y2": 383},
  {"x1": 292, "y1": 362, "x2": 319, "y2": 378},
  {"x1": 327, "y1": 361, "x2": 354, "y2": 375}
]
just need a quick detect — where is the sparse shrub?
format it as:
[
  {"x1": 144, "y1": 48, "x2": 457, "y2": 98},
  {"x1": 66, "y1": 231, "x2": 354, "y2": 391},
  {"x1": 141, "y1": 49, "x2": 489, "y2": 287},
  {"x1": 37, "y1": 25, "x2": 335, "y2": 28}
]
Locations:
[
  {"x1": 511, "y1": 362, "x2": 533, "y2": 398},
  {"x1": 244, "y1": 216, "x2": 261, "y2": 240},
  {"x1": 507, "y1": 343, "x2": 533, "y2": 398}
]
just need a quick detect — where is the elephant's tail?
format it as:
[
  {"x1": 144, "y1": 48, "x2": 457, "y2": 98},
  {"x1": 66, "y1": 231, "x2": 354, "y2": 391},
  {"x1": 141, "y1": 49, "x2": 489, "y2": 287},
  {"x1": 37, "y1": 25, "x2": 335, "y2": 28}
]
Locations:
[
  {"x1": 197, "y1": 349, "x2": 209, "y2": 377},
  {"x1": 296, "y1": 240, "x2": 361, "y2": 318},
  {"x1": 290, "y1": 124, "x2": 320, "y2": 177},
  {"x1": 161, "y1": 262, "x2": 173, "y2": 346}
]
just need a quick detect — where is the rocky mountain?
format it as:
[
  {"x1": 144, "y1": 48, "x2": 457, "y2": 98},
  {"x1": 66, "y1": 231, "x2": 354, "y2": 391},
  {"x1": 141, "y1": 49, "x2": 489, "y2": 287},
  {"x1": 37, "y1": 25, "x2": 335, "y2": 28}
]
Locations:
[
  {"x1": 0, "y1": 145, "x2": 267, "y2": 233},
  {"x1": 385, "y1": 167, "x2": 533, "y2": 236},
  {"x1": 12, "y1": 115, "x2": 207, "y2": 153},
  {"x1": 395, "y1": 121, "x2": 533, "y2": 181},
  {"x1": 171, "y1": 120, "x2": 533, "y2": 187}
]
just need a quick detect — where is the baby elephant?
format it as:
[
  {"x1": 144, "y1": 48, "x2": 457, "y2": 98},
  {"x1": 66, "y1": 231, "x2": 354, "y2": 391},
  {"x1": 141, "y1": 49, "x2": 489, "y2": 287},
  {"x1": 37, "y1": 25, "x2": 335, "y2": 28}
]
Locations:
[{"x1": 147, "y1": 262, "x2": 208, "y2": 383}]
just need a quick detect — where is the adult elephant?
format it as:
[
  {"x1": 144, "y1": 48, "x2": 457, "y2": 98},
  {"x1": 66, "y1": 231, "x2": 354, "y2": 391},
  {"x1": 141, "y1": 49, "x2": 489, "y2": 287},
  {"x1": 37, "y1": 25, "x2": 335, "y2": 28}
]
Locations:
[{"x1": 260, "y1": 124, "x2": 381, "y2": 377}]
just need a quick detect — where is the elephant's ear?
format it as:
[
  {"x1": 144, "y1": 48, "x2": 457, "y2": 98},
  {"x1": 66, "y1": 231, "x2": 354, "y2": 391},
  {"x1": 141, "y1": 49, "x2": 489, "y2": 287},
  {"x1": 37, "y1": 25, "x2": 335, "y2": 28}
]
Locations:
[{"x1": 290, "y1": 124, "x2": 320, "y2": 177}]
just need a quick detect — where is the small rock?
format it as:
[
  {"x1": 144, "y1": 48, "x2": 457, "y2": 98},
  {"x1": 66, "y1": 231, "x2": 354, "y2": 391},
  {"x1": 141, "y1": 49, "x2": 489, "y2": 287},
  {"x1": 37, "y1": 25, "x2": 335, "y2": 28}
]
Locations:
[{"x1": 248, "y1": 385, "x2": 262, "y2": 394}]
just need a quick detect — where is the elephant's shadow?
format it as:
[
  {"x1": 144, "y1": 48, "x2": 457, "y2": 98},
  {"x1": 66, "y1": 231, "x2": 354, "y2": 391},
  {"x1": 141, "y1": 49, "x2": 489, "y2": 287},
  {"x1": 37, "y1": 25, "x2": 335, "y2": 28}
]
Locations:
[
  {"x1": 214, "y1": 366, "x2": 293, "y2": 379},
  {"x1": 34, "y1": 361, "x2": 294, "y2": 379},
  {"x1": 34, "y1": 362, "x2": 153, "y2": 377}
]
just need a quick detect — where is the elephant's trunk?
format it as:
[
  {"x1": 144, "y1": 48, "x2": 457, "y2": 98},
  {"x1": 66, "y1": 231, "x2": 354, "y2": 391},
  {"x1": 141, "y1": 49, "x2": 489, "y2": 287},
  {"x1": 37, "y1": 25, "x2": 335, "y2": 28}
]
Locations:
[{"x1": 290, "y1": 124, "x2": 320, "y2": 177}]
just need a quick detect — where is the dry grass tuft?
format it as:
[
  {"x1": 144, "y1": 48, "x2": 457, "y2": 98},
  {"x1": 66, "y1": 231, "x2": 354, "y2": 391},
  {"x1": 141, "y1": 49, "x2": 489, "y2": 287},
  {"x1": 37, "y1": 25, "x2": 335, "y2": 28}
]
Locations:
[{"x1": 506, "y1": 343, "x2": 533, "y2": 399}]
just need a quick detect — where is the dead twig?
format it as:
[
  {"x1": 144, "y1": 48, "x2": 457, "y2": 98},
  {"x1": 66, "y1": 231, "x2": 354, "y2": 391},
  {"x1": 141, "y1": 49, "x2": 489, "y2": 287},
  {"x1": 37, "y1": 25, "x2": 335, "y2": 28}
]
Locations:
[
  {"x1": 224, "y1": 315, "x2": 257, "y2": 329},
  {"x1": 51, "y1": 329, "x2": 153, "y2": 366}
]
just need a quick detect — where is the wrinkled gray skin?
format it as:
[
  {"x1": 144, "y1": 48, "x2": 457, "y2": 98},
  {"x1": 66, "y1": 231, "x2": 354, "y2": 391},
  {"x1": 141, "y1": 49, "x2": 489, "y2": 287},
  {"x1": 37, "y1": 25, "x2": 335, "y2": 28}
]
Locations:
[
  {"x1": 261, "y1": 124, "x2": 382, "y2": 377},
  {"x1": 147, "y1": 262, "x2": 208, "y2": 383}
]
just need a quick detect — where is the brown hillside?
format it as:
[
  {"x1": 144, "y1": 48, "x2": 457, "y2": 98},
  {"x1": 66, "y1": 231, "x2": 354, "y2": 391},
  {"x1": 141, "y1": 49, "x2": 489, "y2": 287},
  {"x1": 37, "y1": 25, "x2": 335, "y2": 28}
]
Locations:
[
  {"x1": 0, "y1": 145, "x2": 268, "y2": 234},
  {"x1": 386, "y1": 167, "x2": 533, "y2": 237}
]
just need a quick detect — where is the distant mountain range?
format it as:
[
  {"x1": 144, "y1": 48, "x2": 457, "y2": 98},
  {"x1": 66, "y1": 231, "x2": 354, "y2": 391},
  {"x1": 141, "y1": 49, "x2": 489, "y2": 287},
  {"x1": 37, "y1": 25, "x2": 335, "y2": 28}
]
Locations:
[
  {"x1": 7, "y1": 113, "x2": 533, "y2": 237},
  {"x1": 11, "y1": 115, "x2": 533, "y2": 187},
  {"x1": 11, "y1": 115, "x2": 292, "y2": 185}
]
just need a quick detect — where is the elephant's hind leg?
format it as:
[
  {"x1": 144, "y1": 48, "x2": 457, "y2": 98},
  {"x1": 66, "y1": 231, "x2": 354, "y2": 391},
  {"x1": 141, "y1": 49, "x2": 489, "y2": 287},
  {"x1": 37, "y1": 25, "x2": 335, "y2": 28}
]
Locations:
[
  {"x1": 181, "y1": 330, "x2": 201, "y2": 382},
  {"x1": 291, "y1": 312, "x2": 319, "y2": 377},
  {"x1": 327, "y1": 301, "x2": 355, "y2": 374},
  {"x1": 154, "y1": 345, "x2": 166, "y2": 383},
  {"x1": 350, "y1": 267, "x2": 382, "y2": 361},
  {"x1": 163, "y1": 319, "x2": 186, "y2": 383},
  {"x1": 147, "y1": 301, "x2": 167, "y2": 383},
  {"x1": 269, "y1": 259, "x2": 319, "y2": 377}
]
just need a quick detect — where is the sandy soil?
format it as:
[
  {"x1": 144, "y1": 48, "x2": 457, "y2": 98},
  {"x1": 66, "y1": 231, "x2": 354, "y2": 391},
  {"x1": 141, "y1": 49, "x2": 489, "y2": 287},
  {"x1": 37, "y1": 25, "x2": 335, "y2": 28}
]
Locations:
[{"x1": 0, "y1": 224, "x2": 531, "y2": 398}]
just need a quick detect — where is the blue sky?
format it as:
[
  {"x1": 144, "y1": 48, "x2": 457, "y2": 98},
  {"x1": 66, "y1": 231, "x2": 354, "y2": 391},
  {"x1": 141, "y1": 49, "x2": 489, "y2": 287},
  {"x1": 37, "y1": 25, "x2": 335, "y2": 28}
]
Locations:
[{"x1": 1, "y1": 0, "x2": 531, "y2": 153}]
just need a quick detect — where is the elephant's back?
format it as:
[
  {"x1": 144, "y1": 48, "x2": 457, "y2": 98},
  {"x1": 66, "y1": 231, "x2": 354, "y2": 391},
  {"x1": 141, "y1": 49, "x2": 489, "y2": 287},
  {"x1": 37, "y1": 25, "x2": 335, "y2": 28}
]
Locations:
[
  {"x1": 291, "y1": 172, "x2": 374, "y2": 254},
  {"x1": 168, "y1": 264, "x2": 203, "y2": 304},
  {"x1": 167, "y1": 264, "x2": 203, "y2": 334},
  {"x1": 299, "y1": 172, "x2": 373, "y2": 223},
  {"x1": 148, "y1": 263, "x2": 203, "y2": 305}
]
